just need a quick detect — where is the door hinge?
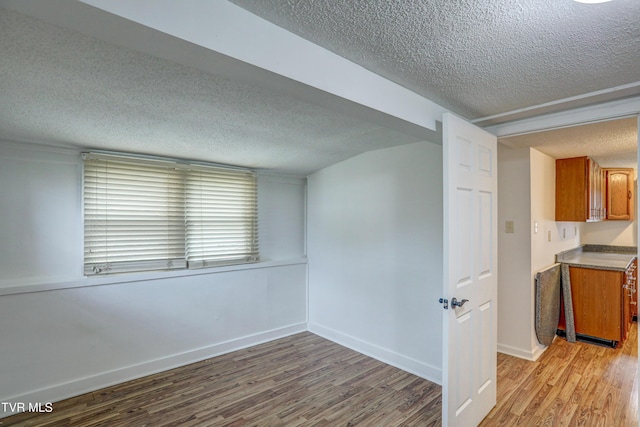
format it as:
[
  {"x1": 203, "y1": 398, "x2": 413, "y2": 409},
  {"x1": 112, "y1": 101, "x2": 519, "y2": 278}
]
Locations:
[{"x1": 439, "y1": 298, "x2": 449, "y2": 310}]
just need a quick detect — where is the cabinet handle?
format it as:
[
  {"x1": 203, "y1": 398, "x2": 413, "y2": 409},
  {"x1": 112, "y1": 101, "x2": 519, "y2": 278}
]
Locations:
[{"x1": 629, "y1": 191, "x2": 633, "y2": 200}]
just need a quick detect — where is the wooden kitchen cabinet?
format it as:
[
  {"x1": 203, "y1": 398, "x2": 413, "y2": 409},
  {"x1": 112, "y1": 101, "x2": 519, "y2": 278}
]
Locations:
[
  {"x1": 556, "y1": 156, "x2": 605, "y2": 222},
  {"x1": 564, "y1": 264, "x2": 636, "y2": 345},
  {"x1": 605, "y1": 168, "x2": 634, "y2": 221},
  {"x1": 568, "y1": 266, "x2": 623, "y2": 342}
]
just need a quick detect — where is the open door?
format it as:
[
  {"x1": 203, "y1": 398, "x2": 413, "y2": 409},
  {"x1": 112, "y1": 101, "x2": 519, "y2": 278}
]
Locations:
[{"x1": 442, "y1": 113, "x2": 498, "y2": 426}]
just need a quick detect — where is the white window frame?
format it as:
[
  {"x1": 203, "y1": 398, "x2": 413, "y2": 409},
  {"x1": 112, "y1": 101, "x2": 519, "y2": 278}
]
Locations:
[{"x1": 83, "y1": 152, "x2": 258, "y2": 275}]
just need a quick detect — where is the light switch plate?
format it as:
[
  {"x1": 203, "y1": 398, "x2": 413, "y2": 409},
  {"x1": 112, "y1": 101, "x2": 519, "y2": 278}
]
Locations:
[{"x1": 505, "y1": 221, "x2": 514, "y2": 233}]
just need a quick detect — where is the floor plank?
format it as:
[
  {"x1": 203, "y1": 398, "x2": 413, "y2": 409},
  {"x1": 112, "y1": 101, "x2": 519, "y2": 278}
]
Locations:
[
  {"x1": 0, "y1": 333, "x2": 440, "y2": 426},
  {"x1": 2, "y1": 324, "x2": 637, "y2": 426},
  {"x1": 480, "y1": 322, "x2": 638, "y2": 427}
]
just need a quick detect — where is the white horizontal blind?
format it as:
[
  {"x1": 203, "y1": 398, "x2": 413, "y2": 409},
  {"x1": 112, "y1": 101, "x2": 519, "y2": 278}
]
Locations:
[
  {"x1": 83, "y1": 153, "x2": 259, "y2": 275},
  {"x1": 185, "y1": 165, "x2": 258, "y2": 268},
  {"x1": 83, "y1": 153, "x2": 186, "y2": 275}
]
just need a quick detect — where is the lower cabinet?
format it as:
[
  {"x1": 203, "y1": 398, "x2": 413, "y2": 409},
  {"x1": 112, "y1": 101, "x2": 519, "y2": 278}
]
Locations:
[
  {"x1": 568, "y1": 267, "x2": 624, "y2": 342},
  {"x1": 560, "y1": 264, "x2": 636, "y2": 345}
]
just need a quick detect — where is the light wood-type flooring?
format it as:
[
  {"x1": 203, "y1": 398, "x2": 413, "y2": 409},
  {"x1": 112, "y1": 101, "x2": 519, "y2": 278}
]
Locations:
[
  {"x1": 2, "y1": 324, "x2": 637, "y2": 426},
  {"x1": 480, "y1": 322, "x2": 638, "y2": 427}
]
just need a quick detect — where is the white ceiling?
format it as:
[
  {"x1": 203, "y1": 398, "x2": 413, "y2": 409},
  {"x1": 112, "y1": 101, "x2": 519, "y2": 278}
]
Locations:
[
  {"x1": 0, "y1": 1, "x2": 639, "y2": 174},
  {"x1": 231, "y1": 0, "x2": 640, "y2": 124},
  {"x1": 0, "y1": 5, "x2": 423, "y2": 175},
  {"x1": 500, "y1": 117, "x2": 638, "y2": 169}
]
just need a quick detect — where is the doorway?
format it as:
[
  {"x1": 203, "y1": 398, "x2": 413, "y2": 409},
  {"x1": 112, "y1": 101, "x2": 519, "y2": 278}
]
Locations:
[{"x1": 489, "y1": 115, "x2": 638, "y2": 424}]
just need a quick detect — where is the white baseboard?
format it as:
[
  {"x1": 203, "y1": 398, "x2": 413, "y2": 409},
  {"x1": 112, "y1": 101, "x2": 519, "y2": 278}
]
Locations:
[
  {"x1": 497, "y1": 341, "x2": 547, "y2": 362},
  {"x1": 308, "y1": 322, "x2": 441, "y2": 385},
  {"x1": 0, "y1": 322, "x2": 307, "y2": 419}
]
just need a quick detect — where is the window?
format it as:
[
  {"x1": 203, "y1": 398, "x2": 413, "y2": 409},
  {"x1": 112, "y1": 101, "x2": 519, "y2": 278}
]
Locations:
[{"x1": 83, "y1": 153, "x2": 258, "y2": 275}]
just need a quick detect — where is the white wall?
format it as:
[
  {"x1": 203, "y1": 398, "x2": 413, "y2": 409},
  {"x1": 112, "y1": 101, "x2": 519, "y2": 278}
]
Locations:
[
  {"x1": 307, "y1": 141, "x2": 443, "y2": 383},
  {"x1": 0, "y1": 143, "x2": 82, "y2": 286},
  {"x1": 583, "y1": 218, "x2": 637, "y2": 246},
  {"x1": 496, "y1": 144, "x2": 532, "y2": 357},
  {"x1": 0, "y1": 140, "x2": 307, "y2": 415},
  {"x1": 258, "y1": 173, "x2": 307, "y2": 261}
]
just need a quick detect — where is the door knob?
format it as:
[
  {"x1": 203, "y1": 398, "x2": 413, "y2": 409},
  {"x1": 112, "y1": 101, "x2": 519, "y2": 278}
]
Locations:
[{"x1": 451, "y1": 298, "x2": 469, "y2": 308}]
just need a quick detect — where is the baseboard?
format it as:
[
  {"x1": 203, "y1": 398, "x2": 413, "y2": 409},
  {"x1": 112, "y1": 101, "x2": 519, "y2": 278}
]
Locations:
[
  {"x1": 497, "y1": 341, "x2": 546, "y2": 361},
  {"x1": 308, "y1": 322, "x2": 441, "y2": 385},
  {"x1": 0, "y1": 322, "x2": 307, "y2": 419}
]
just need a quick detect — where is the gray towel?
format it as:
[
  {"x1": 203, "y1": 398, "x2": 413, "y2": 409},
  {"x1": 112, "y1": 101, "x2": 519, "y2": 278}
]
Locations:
[
  {"x1": 535, "y1": 263, "x2": 561, "y2": 346},
  {"x1": 561, "y1": 264, "x2": 576, "y2": 343}
]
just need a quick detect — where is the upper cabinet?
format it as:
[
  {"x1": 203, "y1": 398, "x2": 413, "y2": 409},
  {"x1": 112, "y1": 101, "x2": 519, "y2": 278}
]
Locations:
[
  {"x1": 556, "y1": 156, "x2": 635, "y2": 222},
  {"x1": 606, "y1": 168, "x2": 635, "y2": 221},
  {"x1": 556, "y1": 156, "x2": 605, "y2": 222}
]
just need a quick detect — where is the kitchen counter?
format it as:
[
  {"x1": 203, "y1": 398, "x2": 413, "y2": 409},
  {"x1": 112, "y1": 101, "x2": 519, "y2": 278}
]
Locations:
[
  {"x1": 556, "y1": 245, "x2": 637, "y2": 272},
  {"x1": 553, "y1": 244, "x2": 638, "y2": 347}
]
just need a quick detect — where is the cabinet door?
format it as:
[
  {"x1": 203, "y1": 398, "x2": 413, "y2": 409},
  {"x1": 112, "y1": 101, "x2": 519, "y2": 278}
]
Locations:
[
  {"x1": 606, "y1": 169, "x2": 634, "y2": 220},
  {"x1": 556, "y1": 157, "x2": 589, "y2": 221},
  {"x1": 568, "y1": 267, "x2": 623, "y2": 342}
]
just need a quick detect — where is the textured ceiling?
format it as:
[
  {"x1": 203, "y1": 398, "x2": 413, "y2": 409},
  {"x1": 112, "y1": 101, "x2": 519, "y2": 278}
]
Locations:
[
  {"x1": 231, "y1": 0, "x2": 640, "y2": 121},
  {"x1": 500, "y1": 117, "x2": 638, "y2": 169},
  {"x1": 1, "y1": 1, "x2": 639, "y2": 174},
  {"x1": 0, "y1": 7, "x2": 421, "y2": 175}
]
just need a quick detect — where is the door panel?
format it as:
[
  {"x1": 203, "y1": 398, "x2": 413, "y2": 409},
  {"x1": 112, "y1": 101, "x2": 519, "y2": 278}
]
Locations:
[
  {"x1": 456, "y1": 189, "x2": 473, "y2": 284},
  {"x1": 479, "y1": 190, "x2": 492, "y2": 275},
  {"x1": 455, "y1": 312, "x2": 473, "y2": 416},
  {"x1": 443, "y1": 113, "x2": 497, "y2": 426}
]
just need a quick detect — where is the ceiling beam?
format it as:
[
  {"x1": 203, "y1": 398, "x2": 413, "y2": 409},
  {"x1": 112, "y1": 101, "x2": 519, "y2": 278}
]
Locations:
[
  {"x1": 485, "y1": 96, "x2": 640, "y2": 138},
  {"x1": 473, "y1": 83, "x2": 640, "y2": 128}
]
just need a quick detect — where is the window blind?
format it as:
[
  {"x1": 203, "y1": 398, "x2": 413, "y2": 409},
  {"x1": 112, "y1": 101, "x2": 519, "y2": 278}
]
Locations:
[
  {"x1": 83, "y1": 152, "x2": 258, "y2": 275},
  {"x1": 185, "y1": 165, "x2": 258, "y2": 268}
]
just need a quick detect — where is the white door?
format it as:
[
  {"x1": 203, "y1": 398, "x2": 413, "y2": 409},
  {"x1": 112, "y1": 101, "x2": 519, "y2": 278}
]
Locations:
[{"x1": 442, "y1": 112, "x2": 498, "y2": 426}]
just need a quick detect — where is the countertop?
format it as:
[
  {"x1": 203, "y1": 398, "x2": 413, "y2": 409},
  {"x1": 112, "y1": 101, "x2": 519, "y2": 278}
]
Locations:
[
  {"x1": 558, "y1": 252, "x2": 636, "y2": 271},
  {"x1": 556, "y1": 245, "x2": 637, "y2": 272}
]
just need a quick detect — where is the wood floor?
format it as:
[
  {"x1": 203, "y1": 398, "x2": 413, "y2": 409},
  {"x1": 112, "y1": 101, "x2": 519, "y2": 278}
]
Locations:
[
  {"x1": 0, "y1": 332, "x2": 441, "y2": 426},
  {"x1": 2, "y1": 324, "x2": 637, "y2": 426},
  {"x1": 480, "y1": 322, "x2": 638, "y2": 427}
]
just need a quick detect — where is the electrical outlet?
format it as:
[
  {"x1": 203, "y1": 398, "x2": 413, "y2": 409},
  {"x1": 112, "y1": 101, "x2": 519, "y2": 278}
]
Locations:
[{"x1": 548, "y1": 230, "x2": 551, "y2": 242}]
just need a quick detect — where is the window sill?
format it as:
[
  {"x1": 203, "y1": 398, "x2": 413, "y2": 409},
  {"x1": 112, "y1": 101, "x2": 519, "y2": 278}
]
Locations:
[{"x1": 0, "y1": 258, "x2": 308, "y2": 296}]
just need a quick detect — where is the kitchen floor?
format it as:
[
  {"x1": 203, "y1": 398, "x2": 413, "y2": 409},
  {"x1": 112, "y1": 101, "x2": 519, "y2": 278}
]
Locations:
[{"x1": 481, "y1": 322, "x2": 638, "y2": 426}]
